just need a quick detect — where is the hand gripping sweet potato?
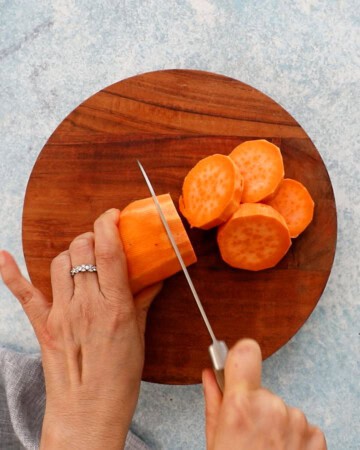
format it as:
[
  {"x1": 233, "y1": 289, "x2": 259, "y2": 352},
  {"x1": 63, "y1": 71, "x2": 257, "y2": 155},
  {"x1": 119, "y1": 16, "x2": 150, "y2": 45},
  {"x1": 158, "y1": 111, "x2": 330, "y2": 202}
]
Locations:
[
  {"x1": 179, "y1": 154, "x2": 243, "y2": 230},
  {"x1": 265, "y1": 178, "x2": 315, "y2": 238},
  {"x1": 119, "y1": 194, "x2": 197, "y2": 293},
  {"x1": 217, "y1": 203, "x2": 291, "y2": 271},
  {"x1": 229, "y1": 140, "x2": 284, "y2": 203}
]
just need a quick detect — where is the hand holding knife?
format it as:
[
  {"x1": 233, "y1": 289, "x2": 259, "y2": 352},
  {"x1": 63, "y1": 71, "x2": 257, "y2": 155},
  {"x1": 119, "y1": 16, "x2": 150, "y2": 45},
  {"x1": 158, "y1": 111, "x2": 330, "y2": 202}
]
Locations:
[{"x1": 137, "y1": 160, "x2": 228, "y2": 392}]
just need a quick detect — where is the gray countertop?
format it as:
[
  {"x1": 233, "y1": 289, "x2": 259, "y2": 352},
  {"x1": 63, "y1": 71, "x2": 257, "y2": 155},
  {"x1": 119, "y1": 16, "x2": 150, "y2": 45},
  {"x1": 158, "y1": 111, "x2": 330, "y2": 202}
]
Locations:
[{"x1": 0, "y1": 1, "x2": 359, "y2": 449}]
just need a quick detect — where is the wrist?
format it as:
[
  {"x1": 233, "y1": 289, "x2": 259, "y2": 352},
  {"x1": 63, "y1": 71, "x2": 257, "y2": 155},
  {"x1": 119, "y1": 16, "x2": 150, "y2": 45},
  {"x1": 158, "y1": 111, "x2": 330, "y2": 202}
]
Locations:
[{"x1": 40, "y1": 414, "x2": 128, "y2": 450}]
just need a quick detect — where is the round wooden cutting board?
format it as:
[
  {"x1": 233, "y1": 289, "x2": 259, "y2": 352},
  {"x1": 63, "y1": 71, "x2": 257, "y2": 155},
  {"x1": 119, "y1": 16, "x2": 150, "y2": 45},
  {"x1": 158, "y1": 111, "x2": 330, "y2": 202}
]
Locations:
[{"x1": 22, "y1": 70, "x2": 337, "y2": 384}]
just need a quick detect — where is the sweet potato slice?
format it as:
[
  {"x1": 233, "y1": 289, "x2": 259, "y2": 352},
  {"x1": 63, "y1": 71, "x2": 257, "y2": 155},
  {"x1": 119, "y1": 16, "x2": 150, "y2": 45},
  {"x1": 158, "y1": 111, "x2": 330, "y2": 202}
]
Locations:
[
  {"x1": 265, "y1": 178, "x2": 315, "y2": 238},
  {"x1": 229, "y1": 140, "x2": 284, "y2": 203},
  {"x1": 179, "y1": 154, "x2": 243, "y2": 230},
  {"x1": 119, "y1": 193, "x2": 197, "y2": 293},
  {"x1": 217, "y1": 203, "x2": 291, "y2": 271}
]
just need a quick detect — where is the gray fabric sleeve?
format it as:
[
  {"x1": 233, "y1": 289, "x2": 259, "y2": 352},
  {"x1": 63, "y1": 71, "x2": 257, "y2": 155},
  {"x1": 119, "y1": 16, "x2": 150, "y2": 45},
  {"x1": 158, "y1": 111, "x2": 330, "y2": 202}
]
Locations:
[{"x1": 0, "y1": 348, "x2": 150, "y2": 450}]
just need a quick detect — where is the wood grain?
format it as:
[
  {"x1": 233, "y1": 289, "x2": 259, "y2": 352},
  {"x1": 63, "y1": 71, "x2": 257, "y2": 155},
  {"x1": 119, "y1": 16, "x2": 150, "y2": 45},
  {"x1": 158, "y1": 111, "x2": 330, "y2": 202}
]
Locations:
[{"x1": 22, "y1": 70, "x2": 337, "y2": 384}]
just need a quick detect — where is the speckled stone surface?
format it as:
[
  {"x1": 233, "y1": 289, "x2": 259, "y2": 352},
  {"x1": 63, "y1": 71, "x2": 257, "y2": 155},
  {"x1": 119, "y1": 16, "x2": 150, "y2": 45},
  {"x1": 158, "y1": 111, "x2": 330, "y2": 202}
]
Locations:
[{"x1": 0, "y1": 1, "x2": 359, "y2": 449}]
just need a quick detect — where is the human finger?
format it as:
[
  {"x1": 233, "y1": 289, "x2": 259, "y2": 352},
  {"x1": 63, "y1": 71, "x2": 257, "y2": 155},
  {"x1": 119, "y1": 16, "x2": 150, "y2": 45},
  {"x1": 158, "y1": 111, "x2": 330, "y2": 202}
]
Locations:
[
  {"x1": 224, "y1": 339, "x2": 262, "y2": 394},
  {"x1": 286, "y1": 406, "x2": 308, "y2": 447},
  {"x1": 202, "y1": 368, "x2": 222, "y2": 448},
  {"x1": 250, "y1": 388, "x2": 289, "y2": 432},
  {"x1": 0, "y1": 250, "x2": 51, "y2": 342},
  {"x1": 50, "y1": 250, "x2": 73, "y2": 305},
  {"x1": 307, "y1": 426, "x2": 327, "y2": 449},
  {"x1": 134, "y1": 282, "x2": 163, "y2": 335},
  {"x1": 94, "y1": 209, "x2": 132, "y2": 307},
  {"x1": 69, "y1": 232, "x2": 99, "y2": 294}
]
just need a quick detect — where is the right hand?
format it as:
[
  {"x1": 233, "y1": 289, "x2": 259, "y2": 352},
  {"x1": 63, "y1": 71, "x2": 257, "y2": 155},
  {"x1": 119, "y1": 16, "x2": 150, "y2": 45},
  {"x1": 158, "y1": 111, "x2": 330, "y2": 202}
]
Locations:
[{"x1": 202, "y1": 339, "x2": 327, "y2": 450}]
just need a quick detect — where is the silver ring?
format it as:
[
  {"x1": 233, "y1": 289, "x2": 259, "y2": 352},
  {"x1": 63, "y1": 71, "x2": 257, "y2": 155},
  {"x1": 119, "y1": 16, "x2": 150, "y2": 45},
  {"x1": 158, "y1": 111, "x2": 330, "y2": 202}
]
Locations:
[{"x1": 70, "y1": 264, "x2": 97, "y2": 277}]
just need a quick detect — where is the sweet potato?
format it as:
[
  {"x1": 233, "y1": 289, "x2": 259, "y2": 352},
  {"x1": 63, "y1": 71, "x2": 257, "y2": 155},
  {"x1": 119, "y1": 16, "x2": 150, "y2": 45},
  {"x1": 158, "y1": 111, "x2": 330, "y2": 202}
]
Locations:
[
  {"x1": 179, "y1": 154, "x2": 243, "y2": 229},
  {"x1": 217, "y1": 203, "x2": 291, "y2": 271},
  {"x1": 119, "y1": 194, "x2": 197, "y2": 293},
  {"x1": 265, "y1": 178, "x2": 315, "y2": 238},
  {"x1": 229, "y1": 140, "x2": 284, "y2": 203}
]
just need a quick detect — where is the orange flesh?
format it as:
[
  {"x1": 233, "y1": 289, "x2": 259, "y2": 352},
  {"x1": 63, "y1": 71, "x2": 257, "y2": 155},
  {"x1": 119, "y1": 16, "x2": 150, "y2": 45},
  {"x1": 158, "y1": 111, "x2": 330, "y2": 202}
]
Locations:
[
  {"x1": 265, "y1": 178, "x2": 315, "y2": 238},
  {"x1": 229, "y1": 140, "x2": 284, "y2": 203},
  {"x1": 119, "y1": 194, "x2": 197, "y2": 293},
  {"x1": 179, "y1": 154, "x2": 243, "y2": 229},
  {"x1": 217, "y1": 203, "x2": 291, "y2": 271}
]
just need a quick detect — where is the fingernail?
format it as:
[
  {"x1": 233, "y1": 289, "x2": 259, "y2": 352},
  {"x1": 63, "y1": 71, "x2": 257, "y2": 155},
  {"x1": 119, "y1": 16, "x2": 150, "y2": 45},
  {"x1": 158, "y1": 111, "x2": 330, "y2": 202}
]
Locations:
[{"x1": 232, "y1": 339, "x2": 262, "y2": 366}]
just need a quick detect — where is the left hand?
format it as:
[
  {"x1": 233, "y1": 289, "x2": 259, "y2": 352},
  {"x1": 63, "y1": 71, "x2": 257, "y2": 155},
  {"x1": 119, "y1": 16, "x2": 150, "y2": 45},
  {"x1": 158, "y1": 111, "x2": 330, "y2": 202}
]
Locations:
[{"x1": 0, "y1": 208, "x2": 162, "y2": 450}]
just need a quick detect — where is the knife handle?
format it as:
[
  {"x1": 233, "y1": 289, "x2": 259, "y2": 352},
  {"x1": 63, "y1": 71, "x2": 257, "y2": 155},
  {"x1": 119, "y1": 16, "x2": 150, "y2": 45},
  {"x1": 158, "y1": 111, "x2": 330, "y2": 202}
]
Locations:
[
  {"x1": 209, "y1": 340, "x2": 228, "y2": 394},
  {"x1": 214, "y1": 368, "x2": 225, "y2": 393}
]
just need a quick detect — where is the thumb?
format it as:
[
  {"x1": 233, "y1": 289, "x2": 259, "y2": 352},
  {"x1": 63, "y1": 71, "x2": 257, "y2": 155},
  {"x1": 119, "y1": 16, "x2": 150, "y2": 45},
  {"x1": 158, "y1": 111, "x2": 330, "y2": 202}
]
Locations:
[
  {"x1": 202, "y1": 368, "x2": 222, "y2": 449},
  {"x1": 0, "y1": 250, "x2": 51, "y2": 344},
  {"x1": 134, "y1": 282, "x2": 163, "y2": 335},
  {"x1": 224, "y1": 339, "x2": 262, "y2": 395}
]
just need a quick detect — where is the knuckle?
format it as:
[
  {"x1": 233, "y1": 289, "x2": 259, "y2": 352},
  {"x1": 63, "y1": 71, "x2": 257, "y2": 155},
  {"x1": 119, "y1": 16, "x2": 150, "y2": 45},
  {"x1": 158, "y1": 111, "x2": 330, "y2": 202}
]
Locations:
[
  {"x1": 105, "y1": 284, "x2": 132, "y2": 300},
  {"x1": 70, "y1": 232, "x2": 95, "y2": 245},
  {"x1": 38, "y1": 327, "x2": 56, "y2": 350},
  {"x1": 17, "y1": 285, "x2": 35, "y2": 306},
  {"x1": 95, "y1": 246, "x2": 118, "y2": 262},
  {"x1": 291, "y1": 408, "x2": 308, "y2": 431},
  {"x1": 311, "y1": 426, "x2": 327, "y2": 447},
  {"x1": 270, "y1": 396, "x2": 287, "y2": 421},
  {"x1": 257, "y1": 390, "x2": 287, "y2": 424},
  {"x1": 96, "y1": 209, "x2": 119, "y2": 223},
  {"x1": 100, "y1": 287, "x2": 135, "y2": 322},
  {"x1": 94, "y1": 215, "x2": 105, "y2": 228},
  {"x1": 227, "y1": 389, "x2": 244, "y2": 408},
  {"x1": 101, "y1": 289, "x2": 135, "y2": 316},
  {"x1": 2, "y1": 270, "x2": 17, "y2": 287},
  {"x1": 69, "y1": 237, "x2": 92, "y2": 252},
  {"x1": 224, "y1": 389, "x2": 250, "y2": 425},
  {"x1": 46, "y1": 310, "x2": 65, "y2": 336},
  {"x1": 51, "y1": 252, "x2": 69, "y2": 268},
  {"x1": 106, "y1": 307, "x2": 136, "y2": 330},
  {"x1": 76, "y1": 231, "x2": 95, "y2": 240}
]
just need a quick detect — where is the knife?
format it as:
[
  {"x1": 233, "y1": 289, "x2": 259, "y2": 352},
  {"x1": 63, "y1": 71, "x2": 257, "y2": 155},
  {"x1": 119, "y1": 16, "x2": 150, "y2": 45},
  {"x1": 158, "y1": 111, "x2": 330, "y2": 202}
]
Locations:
[{"x1": 137, "y1": 160, "x2": 228, "y2": 392}]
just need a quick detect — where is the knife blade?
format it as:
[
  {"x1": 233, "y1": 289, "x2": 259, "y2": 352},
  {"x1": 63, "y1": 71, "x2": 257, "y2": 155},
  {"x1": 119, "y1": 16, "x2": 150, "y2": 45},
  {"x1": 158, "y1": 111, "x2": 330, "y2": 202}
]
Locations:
[{"x1": 137, "y1": 160, "x2": 228, "y2": 392}]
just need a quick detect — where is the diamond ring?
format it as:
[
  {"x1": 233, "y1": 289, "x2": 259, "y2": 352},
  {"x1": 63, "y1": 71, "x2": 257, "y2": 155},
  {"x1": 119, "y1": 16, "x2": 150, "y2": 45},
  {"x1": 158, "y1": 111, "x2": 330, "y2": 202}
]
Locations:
[{"x1": 70, "y1": 264, "x2": 97, "y2": 277}]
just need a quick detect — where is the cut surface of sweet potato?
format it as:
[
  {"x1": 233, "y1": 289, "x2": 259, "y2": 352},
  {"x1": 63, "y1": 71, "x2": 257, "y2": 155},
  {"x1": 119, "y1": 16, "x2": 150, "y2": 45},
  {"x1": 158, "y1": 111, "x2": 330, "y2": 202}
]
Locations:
[
  {"x1": 229, "y1": 139, "x2": 284, "y2": 203},
  {"x1": 179, "y1": 154, "x2": 243, "y2": 230},
  {"x1": 265, "y1": 178, "x2": 315, "y2": 238},
  {"x1": 217, "y1": 203, "x2": 291, "y2": 271}
]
